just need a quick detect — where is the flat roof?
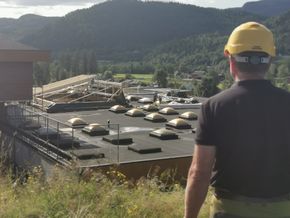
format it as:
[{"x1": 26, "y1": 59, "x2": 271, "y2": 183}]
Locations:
[{"x1": 46, "y1": 107, "x2": 199, "y2": 167}]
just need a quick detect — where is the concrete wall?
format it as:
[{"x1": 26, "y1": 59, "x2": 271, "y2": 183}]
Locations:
[
  {"x1": 0, "y1": 129, "x2": 57, "y2": 178},
  {"x1": 13, "y1": 139, "x2": 59, "y2": 178}
]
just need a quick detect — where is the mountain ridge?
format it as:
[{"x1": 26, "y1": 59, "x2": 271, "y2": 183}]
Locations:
[
  {"x1": 19, "y1": 0, "x2": 262, "y2": 60},
  {"x1": 242, "y1": 0, "x2": 290, "y2": 16}
]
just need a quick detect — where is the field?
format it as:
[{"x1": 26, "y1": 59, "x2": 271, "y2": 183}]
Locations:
[{"x1": 114, "y1": 73, "x2": 154, "y2": 84}]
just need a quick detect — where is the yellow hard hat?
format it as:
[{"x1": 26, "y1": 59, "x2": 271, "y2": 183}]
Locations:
[{"x1": 224, "y1": 22, "x2": 276, "y2": 57}]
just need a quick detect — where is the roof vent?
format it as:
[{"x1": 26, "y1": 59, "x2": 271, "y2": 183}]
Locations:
[
  {"x1": 166, "y1": 118, "x2": 191, "y2": 129},
  {"x1": 179, "y1": 111, "x2": 198, "y2": 120},
  {"x1": 149, "y1": 128, "x2": 178, "y2": 140},
  {"x1": 125, "y1": 108, "x2": 146, "y2": 117},
  {"x1": 144, "y1": 113, "x2": 167, "y2": 123},
  {"x1": 159, "y1": 107, "x2": 179, "y2": 115}
]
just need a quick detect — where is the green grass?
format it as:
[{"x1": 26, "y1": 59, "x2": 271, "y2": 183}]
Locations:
[
  {"x1": 114, "y1": 73, "x2": 153, "y2": 84},
  {"x1": 0, "y1": 167, "x2": 211, "y2": 218}
]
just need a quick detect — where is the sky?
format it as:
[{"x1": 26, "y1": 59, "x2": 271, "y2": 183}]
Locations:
[{"x1": 0, "y1": 0, "x2": 251, "y2": 18}]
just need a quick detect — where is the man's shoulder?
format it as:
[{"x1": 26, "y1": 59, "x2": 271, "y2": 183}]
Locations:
[
  {"x1": 204, "y1": 82, "x2": 290, "y2": 108},
  {"x1": 204, "y1": 88, "x2": 236, "y2": 106}
]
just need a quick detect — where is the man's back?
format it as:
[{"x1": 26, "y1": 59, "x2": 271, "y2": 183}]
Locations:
[{"x1": 197, "y1": 79, "x2": 290, "y2": 198}]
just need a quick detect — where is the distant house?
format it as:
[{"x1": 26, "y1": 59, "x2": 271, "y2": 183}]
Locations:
[
  {"x1": 0, "y1": 38, "x2": 49, "y2": 102},
  {"x1": 191, "y1": 71, "x2": 206, "y2": 80}
]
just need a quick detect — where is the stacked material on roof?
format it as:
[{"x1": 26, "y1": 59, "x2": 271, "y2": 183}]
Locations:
[
  {"x1": 126, "y1": 95, "x2": 142, "y2": 101},
  {"x1": 71, "y1": 148, "x2": 105, "y2": 160},
  {"x1": 179, "y1": 111, "x2": 198, "y2": 120},
  {"x1": 159, "y1": 107, "x2": 179, "y2": 115},
  {"x1": 142, "y1": 104, "x2": 158, "y2": 112},
  {"x1": 125, "y1": 108, "x2": 146, "y2": 117},
  {"x1": 161, "y1": 102, "x2": 202, "y2": 109},
  {"x1": 149, "y1": 128, "x2": 179, "y2": 140},
  {"x1": 82, "y1": 123, "x2": 109, "y2": 136},
  {"x1": 49, "y1": 133, "x2": 80, "y2": 150},
  {"x1": 138, "y1": 97, "x2": 153, "y2": 104},
  {"x1": 103, "y1": 134, "x2": 133, "y2": 145},
  {"x1": 20, "y1": 119, "x2": 41, "y2": 130},
  {"x1": 128, "y1": 144, "x2": 162, "y2": 154},
  {"x1": 166, "y1": 118, "x2": 191, "y2": 129},
  {"x1": 144, "y1": 113, "x2": 167, "y2": 123},
  {"x1": 34, "y1": 75, "x2": 95, "y2": 95},
  {"x1": 68, "y1": 117, "x2": 88, "y2": 128},
  {"x1": 109, "y1": 105, "x2": 127, "y2": 113},
  {"x1": 33, "y1": 127, "x2": 59, "y2": 140}
]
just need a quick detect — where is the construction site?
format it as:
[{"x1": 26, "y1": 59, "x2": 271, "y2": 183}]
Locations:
[{"x1": 0, "y1": 39, "x2": 202, "y2": 182}]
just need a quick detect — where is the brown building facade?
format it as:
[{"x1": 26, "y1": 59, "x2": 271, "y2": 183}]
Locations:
[{"x1": 0, "y1": 38, "x2": 49, "y2": 101}]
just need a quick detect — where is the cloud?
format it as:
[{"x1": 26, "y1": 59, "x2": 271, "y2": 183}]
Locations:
[{"x1": 0, "y1": 0, "x2": 105, "y2": 6}]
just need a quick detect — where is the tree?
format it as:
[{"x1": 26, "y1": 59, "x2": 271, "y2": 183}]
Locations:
[
  {"x1": 88, "y1": 51, "x2": 98, "y2": 74},
  {"x1": 276, "y1": 64, "x2": 290, "y2": 90},
  {"x1": 103, "y1": 70, "x2": 113, "y2": 80},
  {"x1": 33, "y1": 62, "x2": 50, "y2": 86},
  {"x1": 193, "y1": 69, "x2": 220, "y2": 97},
  {"x1": 153, "y1": 68, "x2": 168, "y2": 88}
]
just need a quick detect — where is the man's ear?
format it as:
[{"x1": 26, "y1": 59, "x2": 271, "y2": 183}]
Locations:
[{"x1": 229, "y1": 56, "x2": 238, "y2": 80}]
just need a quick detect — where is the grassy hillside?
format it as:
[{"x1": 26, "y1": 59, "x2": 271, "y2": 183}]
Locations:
[{"x1": 0, "y1": 167, "x2": 211, "y2": 218}]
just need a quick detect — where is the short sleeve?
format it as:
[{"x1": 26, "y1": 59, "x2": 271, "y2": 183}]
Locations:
[{"x1": 195, "y1": 101, "x2": 216, "y2": 146}]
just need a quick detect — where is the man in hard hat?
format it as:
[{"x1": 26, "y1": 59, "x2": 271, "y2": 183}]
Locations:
[{"x1": 184, "y1": 22, "x2": 290, "y2": 218}]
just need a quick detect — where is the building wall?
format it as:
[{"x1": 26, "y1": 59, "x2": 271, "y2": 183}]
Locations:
[
  {"x1": 0, "y1": 62, "x2": 33, "y2": 101},
  {"x1": 92, "y1": 157, "x2": 192, "y2": 184}
]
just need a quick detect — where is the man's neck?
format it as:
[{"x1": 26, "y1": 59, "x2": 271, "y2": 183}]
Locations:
[{"x1": 235, "y1": 73, "x2": 265, "y2": 82}]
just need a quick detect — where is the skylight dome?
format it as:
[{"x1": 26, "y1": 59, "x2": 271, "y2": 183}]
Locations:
[
  {"x1": 144, "y1": 112, "x2": 167, "y2": 122},
  {"x1": 68, "y1": 117, "x2": 87, "y2": 127},
  {"x1": 149, "y1": 128, "x2": 178, "y2": 140},
  {"x1": 125, "y1": 108, "x2": 145, "y2": 117},
  {"x1": 109, "y1": 105, "x2": 127, "y2": 113},
  {"x1": 159, "y1": 107, "x2": 179, "y2": 115},
  {"x1": 166, "y1": 118, "x2": 191, "y2": 129},
  {"x1": 82, "y1": 123, "x2": 109, "y2": 136},
  {"x1": 179, "y1": 111, "x2": 198, "y2": 120},
  {"x1": 143, "y1": 104, "x2": 158, "y2": 112}
]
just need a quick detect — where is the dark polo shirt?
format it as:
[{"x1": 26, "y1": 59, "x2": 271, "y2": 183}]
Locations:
[{"x1": 196, "y1": 79, "x2": 290, "y2": 198}]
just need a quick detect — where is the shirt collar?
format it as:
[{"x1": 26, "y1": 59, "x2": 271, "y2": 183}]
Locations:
[{"x1": 232, "y1": 79, "x2": 272, "y2": 88}]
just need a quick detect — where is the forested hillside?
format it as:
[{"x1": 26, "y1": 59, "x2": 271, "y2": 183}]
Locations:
[
  {"x1": 242, "y1": 0, "x2": 290, "y2": 17},
  {"x1": 0, "y1": 14, "x2": 59, "y2": 41},
  {"x1": 267, "y1": 10, "x2": 290, "y2": 55},
  {"x1": 20, "y1": 0, "x2": 261, "y2": 60}
]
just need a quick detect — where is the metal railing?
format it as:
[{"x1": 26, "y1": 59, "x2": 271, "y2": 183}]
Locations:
[{"x1": 5, "y1": 103, "x2": 122, "y2": 165}]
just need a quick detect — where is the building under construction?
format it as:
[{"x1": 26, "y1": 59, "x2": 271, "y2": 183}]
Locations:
[
  {"x1": 0, "y1": 39, "x2": 200, "y2": 182},
  {"x1": 33, "y1": 75, "x2": 128, "y2": 113}
]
